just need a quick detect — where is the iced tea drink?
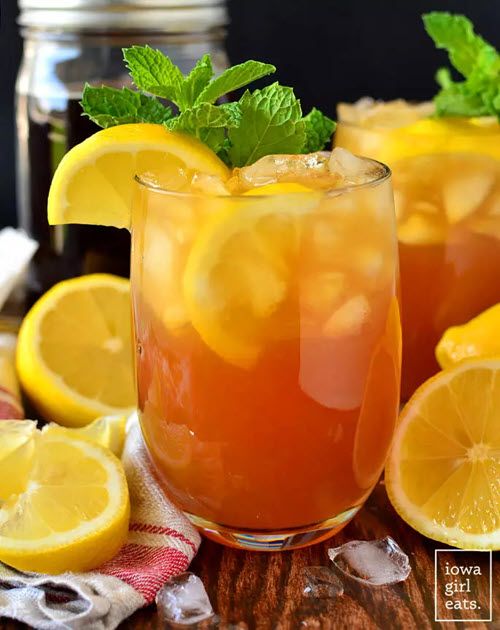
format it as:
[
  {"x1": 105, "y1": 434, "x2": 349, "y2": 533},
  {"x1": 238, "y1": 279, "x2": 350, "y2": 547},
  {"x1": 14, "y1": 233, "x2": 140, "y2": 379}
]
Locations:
[
  {"x1": 336, "y1": 101, "x2": 500, "y2": 398},
  {"x1": 131, "y1": 149, "x2": 401, "y2": 550}
]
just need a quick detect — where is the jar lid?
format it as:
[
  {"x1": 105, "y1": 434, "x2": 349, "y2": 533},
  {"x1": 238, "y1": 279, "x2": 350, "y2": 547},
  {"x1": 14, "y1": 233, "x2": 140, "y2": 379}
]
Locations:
[{"x1": 18, "y1": 0, "x2": 228, "y2": 32}]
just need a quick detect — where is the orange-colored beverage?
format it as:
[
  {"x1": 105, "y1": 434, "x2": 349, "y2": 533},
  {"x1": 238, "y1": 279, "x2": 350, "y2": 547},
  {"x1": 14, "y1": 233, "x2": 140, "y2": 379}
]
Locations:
[
  {"x1": 336, "y1": 102, "x2": 500, "y2": 397},
  {"x1": 131, "y1": 151, "x2": 401, "y2": 550}
]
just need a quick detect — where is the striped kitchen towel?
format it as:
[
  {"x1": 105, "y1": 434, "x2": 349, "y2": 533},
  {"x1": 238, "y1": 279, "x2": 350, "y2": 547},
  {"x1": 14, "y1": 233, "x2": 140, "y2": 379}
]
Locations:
[{"x1": 0, "y1": 333, "x2": 23, "y2": 419}]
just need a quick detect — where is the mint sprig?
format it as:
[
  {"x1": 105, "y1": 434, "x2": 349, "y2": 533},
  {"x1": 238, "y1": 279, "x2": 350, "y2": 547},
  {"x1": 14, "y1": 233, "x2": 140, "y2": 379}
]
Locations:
[
  {"x1": 423, "y1": 12, "x2": 500, "y2": 119},
  {"x1": 81, "y1": 86, "x2": 173, "y2": 128},
  {"x1": 81, "y1": 46, "x2": 335, "y2": 167},
  {"x1": 228, "y1": 84, "x2": 305, "y2": 166}
]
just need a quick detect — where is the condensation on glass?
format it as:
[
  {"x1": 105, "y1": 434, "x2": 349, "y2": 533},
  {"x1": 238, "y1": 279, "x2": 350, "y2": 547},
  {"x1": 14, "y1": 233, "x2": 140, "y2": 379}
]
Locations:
[{"x1": 15, "y1": 0, "x2": 228, "y2": 299}]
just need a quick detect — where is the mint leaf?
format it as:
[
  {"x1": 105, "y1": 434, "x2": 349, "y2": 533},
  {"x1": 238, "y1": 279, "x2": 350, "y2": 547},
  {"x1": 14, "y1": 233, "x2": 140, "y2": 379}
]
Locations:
[
  {"x1": 167, "y1": 102, "x2": 240, "y2": 158},
  {"x1": 228, "y1": 83, "x2": 305, "y2": 167},
  {"x1": 179, "y1": 54, "x2": 213, "y2": 109},
  {"x1": 199, "y1": 128, "x2": 229, "y2": 158},
  {"x1": 81, "y1": 85, "x2": 172, "y2": 127},
  {"x1": 136, "y1": 95, "x2": 173, "y2": 124},
  {"x1": 123, "y1": 45, "x2": 184, "y2": 104},
  {"x1": 196, "y1": 61, "x2": 276, "y2": 105},
  {"x1": 423, "y1": 12, "x2": 500, "y2": 119},
  {"x1": 434, "y1": 85, "x2": 490, "y2": 117},
  {"x1": 302, "y1": 108, "x2": 336, "y2": 152},
  {"x1": 167, "y1": 102, "x2": 240, "y2": 134},
  {"x1": 423, "y1": 12, "x2": 496, "y2": 78}
]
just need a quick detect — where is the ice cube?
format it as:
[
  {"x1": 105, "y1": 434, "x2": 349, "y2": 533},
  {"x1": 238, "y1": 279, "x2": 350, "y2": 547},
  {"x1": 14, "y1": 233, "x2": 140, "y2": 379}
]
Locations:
[
  {"x1": 233, "y1": 152, "x2": 332, "y2": 190},
  {"x1": 443, "y1": 171, "x2": 494, "y2": 223},
  {"x1": 329, "y1": 148, "x2": 366, "y2": 178},
  {"x1": 306, "y1": 217, "x2": 344, "y2": 264},
  {"x1": 328, "y1": 537, "x2": 411, "y2": 586},
  {"x1": 190, "y1": 172, "x2": 230, "y2": 195},
  {"x1": 398, "y1": 214, "x2": 446, "y2": 246},
  {"x1": 302, "y1": 566, "x2": 344, "y2": 598},
  {"x1": 337, "y1": 99, "x2": 434, "y2": 128},
  {"x1": 301, "y1": 272, "x2": 345, "y2": 316},
  {"x1": 156, "y1": 572, "x2": 214, "y2": 625},
  {"x1": 413, "y1": 201, "x2": 439, "y2": 214},
  {"x1": 328, "y1": 147, "x2": 382, "y2": 186},
  {"x1": 355, "y1": 248, "x2": 384, "y2": 279},
  {"x1": 323, "y1": 294, "x2": 370, "y2": 337},
  {"x1": 337, "y1": 97, "x2": 376, "y2": 123}
]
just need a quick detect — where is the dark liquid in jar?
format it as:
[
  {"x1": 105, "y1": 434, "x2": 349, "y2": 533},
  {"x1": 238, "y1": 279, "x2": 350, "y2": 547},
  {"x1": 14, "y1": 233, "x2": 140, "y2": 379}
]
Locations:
[{"x1": 16, "y1": 95, "x2": 130, "y2": 301}]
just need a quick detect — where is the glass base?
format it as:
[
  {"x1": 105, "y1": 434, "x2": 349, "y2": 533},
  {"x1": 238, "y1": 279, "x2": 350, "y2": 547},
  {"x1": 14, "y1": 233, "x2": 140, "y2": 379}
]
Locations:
[{"x1": 186, "y1": 505, "x2": 362, "y2": 551}]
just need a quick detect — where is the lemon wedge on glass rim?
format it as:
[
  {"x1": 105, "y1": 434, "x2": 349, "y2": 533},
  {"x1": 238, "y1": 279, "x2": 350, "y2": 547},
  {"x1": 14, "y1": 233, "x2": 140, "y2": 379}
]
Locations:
[{"x1": 48, "y1": 123, "x2": 229, "y2": 228}]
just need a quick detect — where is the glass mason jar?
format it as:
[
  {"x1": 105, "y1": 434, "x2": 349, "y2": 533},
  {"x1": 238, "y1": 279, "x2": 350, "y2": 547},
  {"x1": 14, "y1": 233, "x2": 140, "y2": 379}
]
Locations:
[
  {"x1": 16, "y1": 0, "x2": 228, "y2": 299},
  {"x1": 335, "y1": 116, "x2": 500, "y2": 398},
  {"x1": 131, "y1": 161, "x2": 402, "y2": 550}
]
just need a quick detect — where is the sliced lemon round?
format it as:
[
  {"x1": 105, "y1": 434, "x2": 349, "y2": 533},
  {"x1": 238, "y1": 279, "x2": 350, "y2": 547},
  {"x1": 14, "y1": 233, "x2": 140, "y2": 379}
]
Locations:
[
  {"x1": 183, "y1": 185, "x2": 320, "y2": 367},
  {"x1": 0, "y1": 430, "x2": 129, "y2": 574},
  {"x1": 386, "y1": 358, "x2": 500, "y2": 550},
  {"x1": 17, "y1": 274, "x2": 135, "y2": 427},
  {"x1": 42, "y1": 413, "x2": 127, "y2": 456},
  {"x1": 436, "y1": 304, "x2": 500, "y2": 369},
  {"x1": 48, "y1": 123, "x2": 229, "y2": 228},
  {"x1": 0, "y1": 421, "x2": 38, "y2": 501}
]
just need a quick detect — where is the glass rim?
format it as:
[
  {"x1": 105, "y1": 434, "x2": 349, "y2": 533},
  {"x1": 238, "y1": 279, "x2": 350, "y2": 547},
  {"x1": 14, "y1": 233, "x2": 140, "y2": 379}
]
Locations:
[{"x1": 134, "y1": 154, "x2": 391, "y2": 199}]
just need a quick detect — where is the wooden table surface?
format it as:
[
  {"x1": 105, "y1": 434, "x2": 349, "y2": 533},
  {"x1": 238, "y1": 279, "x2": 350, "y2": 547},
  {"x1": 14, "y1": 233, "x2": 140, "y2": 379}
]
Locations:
[
  {"x1": 0, "y1": 481, "x2": 498, "y2": 630},
  {"x1": 124, "y1": 482, "x2": 497, "y2": 630}
]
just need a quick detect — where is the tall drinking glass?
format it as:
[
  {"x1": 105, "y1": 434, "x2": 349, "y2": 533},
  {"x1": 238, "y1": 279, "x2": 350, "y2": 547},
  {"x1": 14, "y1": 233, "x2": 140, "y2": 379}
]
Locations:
[
  {"x1": 131, "y1": 160, "x2": 401, "y2": 550},
  {"x1": 336, "y1": 115, "x2": 500, "y2": 398}
]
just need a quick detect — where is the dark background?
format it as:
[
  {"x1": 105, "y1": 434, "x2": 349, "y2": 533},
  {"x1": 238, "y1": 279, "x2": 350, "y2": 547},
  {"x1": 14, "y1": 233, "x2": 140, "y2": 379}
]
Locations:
[{"x1": 1, "y1": 0, "x2": 498, "y2": 228}]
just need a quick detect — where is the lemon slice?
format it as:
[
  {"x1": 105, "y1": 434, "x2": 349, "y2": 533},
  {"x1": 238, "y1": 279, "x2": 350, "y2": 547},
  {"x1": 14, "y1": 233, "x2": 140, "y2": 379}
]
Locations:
[
  {"x1": 183, "y1": 185, "x2": 320, "y2": 367},
  {"x1": 16, "y1": 274, "x2": 135, "y2": 427},
  {"x1": 48, "y1": 123, "x2": 229, "y2": 228},
  {"x1": 386, "y1": 117, "x2": 500, "y2": 163},
  {"x1": 436, "y1": 304, "x2": 500, "y2": 369},
  {"x1": 42, "y1": 414, "x2": 127, "y2": 456},
  {"x1": 386, "y1": 358, "x2": 500, "y2": 550},
  {"x1": 0, "y1": 429, "x2": 129, "y2": 574},
  {"x1": 0, "y1": 421, "x2": 37, "y2": 500}
]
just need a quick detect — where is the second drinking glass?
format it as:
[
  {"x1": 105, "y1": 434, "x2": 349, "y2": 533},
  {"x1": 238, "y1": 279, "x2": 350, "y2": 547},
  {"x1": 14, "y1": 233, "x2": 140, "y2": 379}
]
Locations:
[{"x1": 336, "y1": 108, "x2": 500, "y2": 398}]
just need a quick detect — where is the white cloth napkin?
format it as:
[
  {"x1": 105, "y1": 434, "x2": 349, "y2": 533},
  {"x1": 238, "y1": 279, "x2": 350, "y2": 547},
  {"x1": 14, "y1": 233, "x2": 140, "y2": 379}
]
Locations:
[{"x1": 0, "y1": 228, "x2": 38, "y2": 311}]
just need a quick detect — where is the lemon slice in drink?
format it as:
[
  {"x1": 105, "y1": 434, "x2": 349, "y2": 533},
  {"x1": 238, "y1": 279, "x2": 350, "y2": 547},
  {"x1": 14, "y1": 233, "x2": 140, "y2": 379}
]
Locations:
[
  {"x1": 48, "y1": 123, "x2": 229, "y2": 228},
  {"x1": 183, "y1": 184, "x2": 319, "y2": 367},
  {"x1": 17, "y1": 274, "x2": 135, "y2": 427},
  {"x1": 0, "y1": 428, "x2": 129, "y2": 574},
  {"x1": 386, "y1": 358, "x2": 500, "y2": 550}
]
